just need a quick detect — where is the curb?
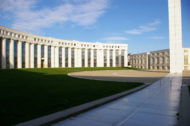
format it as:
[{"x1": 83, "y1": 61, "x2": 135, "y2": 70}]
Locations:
[{"x1": 15, "y1": 84, "x2": 149, "y2": 126}]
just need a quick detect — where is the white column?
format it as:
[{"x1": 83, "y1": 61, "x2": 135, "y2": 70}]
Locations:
[
  {"x1": 84, "y1": 48, "x2": 88, "y2": 67},
  {"x1": 25, "y1": 42, "x2": 29, "y2": 68},
  {"x1": 146, "y1": 53, "x2": 149, "y2": 69},
  {"x1": 30, "y1": 43, "x2": 34, "y2": 68},
  {"x1": 1, "y1": 38, "x2": 6, "y2": 69},
  {"x1": 112, "y1": 49, "x2": 116, "y2": 67},
  {"x1": 77, "y1": 48, "x2": 82, "y2": 67},
  {"x1": 97, "y1": 49, "x2": 104, "y2": 67},
  {"x1": 90, "y1": 49, "x2": 94, "y2": 67},
  {"x1": 96, "y1": 49, "x2": 99, "y2": 67},
  {"x1": 54, "y1": 46, "x2": 59, "y2": 68},
  {"x1": 124, "y1": 49, "x2": 128, "y2": 67},
  {"x1": 9, "y1": 39, "x2": 14, "y2": 69},
  {"x1": 37, "y1": 44, "x2": 41, "y2": 68},
  {"x1": 44, "y1": 45, "x2": 48, "y2": 68},
  {"x1": 68, "y1": 47, "x2": 71, "y2": 67},
  {"x1": 74, "y1": 48, "x2": 78, "y2": 67},
  {"x1": 62, "y1": 47, "x2": 65, "y2": 67},
  {"x1": 118, "y1": 50, "x2": 122, "y2": 67},
  {"x1": 101, "y1": 49, "x2": 104, "y2": 67},
  {"x1": 51, "y1": 46, "x2": 55, "y2": 68},
  {"x1": 17, "y1": 40, "x2": 22, "y2": 68},
  {"x1": 106, "y1": 49, "x2": 110, "y2": 67},
  {"x1": 168, "y1": 0, "x2": 183, "y2": 73}
]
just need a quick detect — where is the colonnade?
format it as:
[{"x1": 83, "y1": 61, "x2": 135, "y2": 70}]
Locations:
[
  {"x1": 129, "y1": 50, "x2": 170, "y2": 70},
  {"x1": 130, "y1": 53, "x2": 149, "y2": 69},
  {"x1": 0, "y1": 26, "x2": 128, "y2": 69}
]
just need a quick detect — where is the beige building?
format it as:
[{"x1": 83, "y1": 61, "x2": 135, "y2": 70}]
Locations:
[
  {"x1": 0, "y1": 25, "x2": 128, "y2": 69},
  {"x1": 129, "y1": 48, "x2": 190, "y2": 71}
]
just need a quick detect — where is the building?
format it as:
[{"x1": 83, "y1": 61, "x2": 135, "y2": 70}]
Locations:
[
  {"x1": 129, "y1": 48, "x2": 190, "y2": 71},
  {"x1": 0, "y1": 25, "x2": 128, "y2": 69}
]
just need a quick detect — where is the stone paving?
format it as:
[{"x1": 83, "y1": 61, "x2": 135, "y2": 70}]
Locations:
[
  {"x1": 69, "y1": 70, "x2": 168, "y2": 83},
  {"x1": 178, "y1": 71, "x2": 190, "y2": 126},
  {"x1": 53, "y1": 71, "x2": 182, "y2": 126}
]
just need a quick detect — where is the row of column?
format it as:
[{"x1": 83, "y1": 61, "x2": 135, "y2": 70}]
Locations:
[{"x1": 0, "y1": 38, "x2": 128, "y2": 69}]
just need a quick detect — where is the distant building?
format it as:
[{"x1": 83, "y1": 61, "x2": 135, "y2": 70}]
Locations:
[{"x1": 129, "y1": 48, "x2": 190, "y2": 71}]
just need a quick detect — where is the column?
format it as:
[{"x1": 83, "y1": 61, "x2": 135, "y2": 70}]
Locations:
[
  {"x1": 84, "y1": 48, "x2": 88, "y2": 67},
  {"x1": 9, "y1": 39, "x2": 14, "y2": 69},
  {"x1": 155, "y1": 56, "x2": 157, "y2": 70},
  {"x1": 96, "y1": 49, "x2": 99, "y2": 67},
  {"x1": 96, "y1": 49, "x2": 104, "y2": 67},
  {"x1": 124, "y1": 50, "x2": 128, "y2": 67},
  {"x1": 90, "y1": 49, "x2": 94, "y2": 67},
  {"x1": 17, "y1": 40, "x2": 22, "y2": 68},
  {"x1": 100, "y1": 49, "x2": 104, "y2": 67},
  {"x1": 1, "y1": 38, "x2": 6, "y2": 69},
  {"x1": 25, "y1": 42, "x2": 29, "y2": 68},
  {"x1": 51, "y1": 46, "x2": 55, "y2": 68},
  {"x1": 68, "y1": 47, "x2": 71, "y2": 67},
  {"x1": 62, "y1": 47, "x2": 65, "y2": 67},
  {"x1": 54, "y1": 46, "x2": 59, "y2": 68},
  {"x1": 112, "y1": 49, "x2": 116, "y2": 67},
  {"x1": 168, "y1": 0, "x2": 183, "y2": 73},
  {"x1": 44, "y1": 45, "x2": 48, "y2": 68},
  {"x1": 77, "y1": 48, "x2": 82, "y2": 67},
  {"x1": 37, "y1": 44, "x2": 41, "y2": 68},
  {"x1": 118, "y1": 50, "x2": 122, "y2": 67},
  {"x1": 164, "y1": 52, "x2": 168, "y2": 70},
  {"x1": 74, "y1": 48, "x2": 78, "y2": 67},
  {"x1": 30, "y1": 43, "x2": 34, "y2": 68},
  {"x1": 146, "y1": 53, "x2": 149, "y2": 69},
  {"x1": 106, "y1": 49, "x2": 110, "y2": 67}
]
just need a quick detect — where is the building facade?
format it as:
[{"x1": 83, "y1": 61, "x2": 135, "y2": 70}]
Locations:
[
  {"x1": 129, "y1": 48, "x2": 190, "y2": 71},
  {"x1": 0, "y1": 25, "x2": 128, "y2": 69}
]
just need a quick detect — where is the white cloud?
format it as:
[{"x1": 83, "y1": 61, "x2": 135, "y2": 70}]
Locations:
[
  {"x1": 151, "y1": 36, "x2": 164, "y2": 39},
  {"x1": 125, "y1": 29, "x2": 142, "y2": 35},
  {"x1": 125, "y1": 19, "x2": 160, "y2": 35},
  {"x1": 0, "y1": 0, "x2": 109, "y2": 32},
  {"x1": 103, "y1": 36, "x2": 128, "y2": 41}
]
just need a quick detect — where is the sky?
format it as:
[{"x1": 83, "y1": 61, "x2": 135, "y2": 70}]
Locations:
[{"x1": 0, "y1": 0, "x2": 189, "y2": 54}]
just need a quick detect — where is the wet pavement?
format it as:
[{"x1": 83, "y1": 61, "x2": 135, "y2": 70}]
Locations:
[{"x1": 52, "y1": 73, "x2": 182, "y2": 126}]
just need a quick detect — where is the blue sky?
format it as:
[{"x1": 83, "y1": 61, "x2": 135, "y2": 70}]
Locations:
[{"x1": 0, "y1": 0, "x2": 189, "y2": 53}]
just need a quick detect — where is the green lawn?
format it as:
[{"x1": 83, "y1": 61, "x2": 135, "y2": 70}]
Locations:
[{"x1": 0, "y1": 67, "x2": 142, "y2": 126}]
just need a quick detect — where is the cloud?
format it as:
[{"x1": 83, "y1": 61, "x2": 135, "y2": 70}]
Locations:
[
  {"x1": 125, "y1": 19, "x2": 160, "y2": 35},
  {"x1": 0, "y1": 0, "x2": 109, "y2": 32},
  {"x1": 151, "y1": 36, "x2": 164, "y2": 39},
  {"x1": 125, "y1": 29, "x2": 142, "y2": 35},
  {"x1": 103, "y1": 36, "x2": 128, "y2": 41}
]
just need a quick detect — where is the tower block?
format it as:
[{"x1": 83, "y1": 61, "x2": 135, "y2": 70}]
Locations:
[{"x1": 168, "y1": 0, "x2": 184, "y2": 73}]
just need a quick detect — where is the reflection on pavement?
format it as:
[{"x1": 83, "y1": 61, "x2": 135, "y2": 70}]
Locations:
[{"x1": 52, "y1": 74, "x2": 182, "y2": 126}]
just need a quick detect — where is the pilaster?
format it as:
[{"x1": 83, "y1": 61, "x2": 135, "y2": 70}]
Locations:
[
  {"x1": 30, "y1": 43, "x2": 34, "y2": 68},
  {"x1": 90, "y1": 49, "x2": 94, "y2": 67},
  {"x1": 44, "y1": 45, "x2": 48, "y2": 68},
  {"x1": 17, "y1": 40, "x2": 22, "y2": 68},
  {"x1": 9, "y1": 39, "x2": 14, "y2": 69},
  {"x1": 37, "y1": 44, "x2": 41, "y2": 68},
  {"x1": 1, "y1": 38, "x2": 6, "y2": 69}
]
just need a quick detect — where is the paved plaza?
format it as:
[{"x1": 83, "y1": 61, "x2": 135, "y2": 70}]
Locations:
[
  {"x1": 69, "y1": 70, "x2": 168, "y2": 83},
  {"x1": 50, "y1": 70, "x2": 190, "y2": 126}
]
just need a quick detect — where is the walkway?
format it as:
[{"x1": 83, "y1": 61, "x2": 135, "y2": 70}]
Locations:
[{"x1": 52, "y1": 73, "x2": 182, "y2": 126}]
